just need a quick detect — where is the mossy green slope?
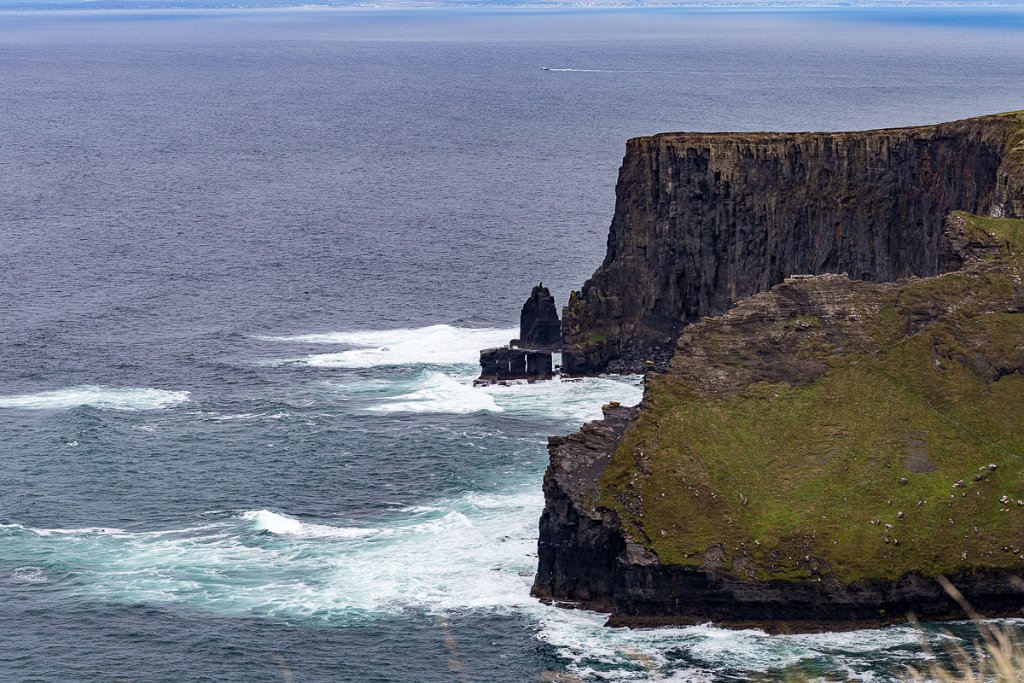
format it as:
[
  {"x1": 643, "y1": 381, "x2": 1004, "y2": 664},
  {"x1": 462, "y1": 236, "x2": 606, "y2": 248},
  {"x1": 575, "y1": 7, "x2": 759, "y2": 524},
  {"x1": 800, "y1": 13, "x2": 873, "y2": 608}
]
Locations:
[
  {"x1": 953, "y1": 211, "x2": 1024, "y2": 249},
  {"x1": 600, "y1": 222, "x2": 1024, "y2": 585}
]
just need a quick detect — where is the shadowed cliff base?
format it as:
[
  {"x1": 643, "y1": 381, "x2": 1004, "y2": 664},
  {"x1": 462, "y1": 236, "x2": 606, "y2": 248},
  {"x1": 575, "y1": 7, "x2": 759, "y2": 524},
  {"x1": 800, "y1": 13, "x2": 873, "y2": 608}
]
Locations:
[
  {"x1": 562, "y1": 111, "x2": 1024, "y2": 375},
  {"x1": 535, "y1": 111, "x2": 1024, "y2": 631}
]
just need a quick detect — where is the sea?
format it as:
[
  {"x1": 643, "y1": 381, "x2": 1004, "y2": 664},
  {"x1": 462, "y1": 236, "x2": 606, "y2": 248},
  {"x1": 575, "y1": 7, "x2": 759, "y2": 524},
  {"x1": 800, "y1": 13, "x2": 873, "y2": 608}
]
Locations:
[{"x1": 2, "y1": 6, "x2": 1024, "y2": 681}]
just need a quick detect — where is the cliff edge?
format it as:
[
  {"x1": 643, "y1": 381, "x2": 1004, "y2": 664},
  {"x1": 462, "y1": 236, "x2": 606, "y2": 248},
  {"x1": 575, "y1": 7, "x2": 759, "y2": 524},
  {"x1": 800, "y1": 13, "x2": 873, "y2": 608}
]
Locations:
[{"x1": 562, "y1": 112, "x2": 1024, "y2": 374}]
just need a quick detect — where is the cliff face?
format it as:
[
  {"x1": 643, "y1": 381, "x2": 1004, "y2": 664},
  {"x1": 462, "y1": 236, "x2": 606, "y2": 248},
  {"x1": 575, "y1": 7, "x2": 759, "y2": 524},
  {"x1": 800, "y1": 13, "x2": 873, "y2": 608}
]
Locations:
[
  {"x1": 536, "y1": 214, "x2": 1024, "y2": 630},
  {"x1": 562, "y1": 112, "x2": 1024, "y2": 374}
]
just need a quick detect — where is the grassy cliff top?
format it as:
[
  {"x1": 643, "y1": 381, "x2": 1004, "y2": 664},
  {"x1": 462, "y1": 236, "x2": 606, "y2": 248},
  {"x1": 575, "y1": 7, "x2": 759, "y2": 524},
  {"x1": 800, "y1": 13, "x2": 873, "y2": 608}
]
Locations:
[
  {"x1": 599, "y1": 216, "x2": 1024, "y2": 584},
  {"x1": 631, "y1": 110, "x2": 1024, "y2": 142}
]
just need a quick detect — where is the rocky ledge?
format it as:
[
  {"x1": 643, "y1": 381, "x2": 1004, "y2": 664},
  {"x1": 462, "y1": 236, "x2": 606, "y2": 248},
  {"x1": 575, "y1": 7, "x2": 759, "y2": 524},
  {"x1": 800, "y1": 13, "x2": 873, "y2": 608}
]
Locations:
[
  {"x1": 477, "y1": 345, "x2": 553, "y2": 383},
  {"x1": 534, "y1": 111, "x2": 1024, "y2": 631}
]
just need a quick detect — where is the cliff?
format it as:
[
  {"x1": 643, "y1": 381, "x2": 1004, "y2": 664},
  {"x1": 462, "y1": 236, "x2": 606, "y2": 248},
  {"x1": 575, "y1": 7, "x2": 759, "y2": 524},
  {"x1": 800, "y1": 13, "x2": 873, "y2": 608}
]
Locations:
[
  {"x1": 535, "y1": 111, "x2": 1024, "y2": 631},
  {"x1": 562, "y1": 112, "x2": 1024, "y2": 374},
  {"x1": 536, "y1": 212, "x2": 1024, "y2": 630}
]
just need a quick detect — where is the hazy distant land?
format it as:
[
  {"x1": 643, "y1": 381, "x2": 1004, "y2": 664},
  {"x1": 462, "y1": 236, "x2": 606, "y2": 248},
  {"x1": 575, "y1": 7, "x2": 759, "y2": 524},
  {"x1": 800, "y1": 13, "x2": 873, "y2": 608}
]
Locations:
[{"x1": 3, "y1": 0, "x2": 1024, "y2": 10}]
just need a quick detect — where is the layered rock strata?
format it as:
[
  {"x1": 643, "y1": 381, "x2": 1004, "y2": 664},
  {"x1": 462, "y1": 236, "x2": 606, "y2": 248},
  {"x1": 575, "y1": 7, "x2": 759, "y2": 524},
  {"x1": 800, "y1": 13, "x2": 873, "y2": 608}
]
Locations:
[{"x1": 562, "y1": 112, "x2": 1024, "y2": 374}]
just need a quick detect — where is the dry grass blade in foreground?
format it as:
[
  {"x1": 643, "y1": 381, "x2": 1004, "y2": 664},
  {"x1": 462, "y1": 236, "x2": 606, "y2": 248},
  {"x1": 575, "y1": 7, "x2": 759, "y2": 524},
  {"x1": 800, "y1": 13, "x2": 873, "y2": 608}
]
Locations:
[{"x1": 906, "y1": 576, "x2": 1024, "y2": 682}]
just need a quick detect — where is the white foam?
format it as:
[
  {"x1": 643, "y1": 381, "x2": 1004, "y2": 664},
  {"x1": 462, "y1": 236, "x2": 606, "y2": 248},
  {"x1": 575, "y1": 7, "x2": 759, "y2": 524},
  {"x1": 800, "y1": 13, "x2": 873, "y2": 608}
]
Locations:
[
  {"x1": 0, "y1": 492, "x2": 975, "y2": 680},
  {"x1": 203, "y1": 412, "x2": 265, "y2": 422},
  {"x1": 2, "y1": 567, "x2": 48, "y2": 584},
  {"x1": 531, "y1": 604, "x2": 962, "y2": 681},
  {"x1": 389, "y1": 505, "x2": 444, "y2": 514},
  {"x1": 328, "y1": 369, "x2": 642, "y2": 420},
  {"x1": 260, "y1": 324, "x2": 516, "y2": 368},
  {"x1": 0, "y1": 483, "x2": 543, "y2": 620},
  {"x1": 482, "y1": 374, "x2": 644, "y2": 424},
  {"x1": 241, "y1": 509, "x2": 378, "y2": 539},
  {"x1": 0, "y1": 386, "x2": 190, "y2": 411},
  {"x1": 785, "y1": 624, "x2": 936, "y2": 653},
  {"x1": 21, "y1": 525, "x2": 127, "y2": 537},
  {"x1": 463, "y1": 490, "x2": 542, "y2": 510},
  {"x1": 369, "y1": 372, "x2": 503, "y2": 415}
]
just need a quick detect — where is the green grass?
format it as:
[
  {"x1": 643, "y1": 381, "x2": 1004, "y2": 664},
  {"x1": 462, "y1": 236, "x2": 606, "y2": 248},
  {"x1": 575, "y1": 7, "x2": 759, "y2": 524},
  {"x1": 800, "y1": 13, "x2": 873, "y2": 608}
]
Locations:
[
  {"x1": 953, "y1": 211, "x2": 1024, "y2": 253},
  {"x1": 599, "y1": 256, "x2": 1024, "y2": 584}
]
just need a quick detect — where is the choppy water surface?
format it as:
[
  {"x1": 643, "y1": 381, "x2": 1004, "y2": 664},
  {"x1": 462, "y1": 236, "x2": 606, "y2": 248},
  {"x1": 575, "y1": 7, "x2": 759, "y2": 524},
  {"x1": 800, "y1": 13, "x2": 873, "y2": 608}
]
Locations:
[{"x1": 2, "y1": 7, "x2": 1024, "y2": 681}]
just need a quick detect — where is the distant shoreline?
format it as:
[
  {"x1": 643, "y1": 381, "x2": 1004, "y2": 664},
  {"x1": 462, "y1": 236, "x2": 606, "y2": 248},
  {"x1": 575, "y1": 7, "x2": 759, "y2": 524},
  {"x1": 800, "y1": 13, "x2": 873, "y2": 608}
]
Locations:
[{"x1": 4, "y1": 2, "x2": 1024, "y2": 12}]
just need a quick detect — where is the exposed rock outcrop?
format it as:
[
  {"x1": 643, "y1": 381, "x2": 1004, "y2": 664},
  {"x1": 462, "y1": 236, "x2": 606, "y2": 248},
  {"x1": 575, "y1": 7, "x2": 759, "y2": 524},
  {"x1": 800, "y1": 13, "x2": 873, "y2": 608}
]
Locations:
[
  {"x1": 478, "y1": 346, "x2": 553, "y2": 383},
  {"x1": 516, "y1": 284, "x2": 561, "y2": 351},
  {"x1": 562, "y1": 112, "x2": 1024, "y2": 374}
]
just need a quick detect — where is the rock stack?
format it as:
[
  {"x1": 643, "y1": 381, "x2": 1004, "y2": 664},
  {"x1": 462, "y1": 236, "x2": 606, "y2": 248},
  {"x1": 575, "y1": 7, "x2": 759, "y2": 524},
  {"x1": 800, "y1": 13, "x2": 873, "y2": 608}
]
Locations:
[
  {"x1": 515, "y1": 283, "x2": 561, "y2": 351},
  {"x1": 476, "y1": 283, "x2": 559, "y2": 385}
]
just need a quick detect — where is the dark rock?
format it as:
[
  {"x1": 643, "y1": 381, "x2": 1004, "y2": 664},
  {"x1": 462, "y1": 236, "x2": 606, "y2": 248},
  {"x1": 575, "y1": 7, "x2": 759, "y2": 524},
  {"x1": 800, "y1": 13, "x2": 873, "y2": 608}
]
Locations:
[
  {"x1": 562, "y1": 113, "x2": 1024, "y2": 375},
  {"x1": 519, "y1": 284, "x2": 561, "y2": 351},
  {"x1": 478, "y1": 346, "x2": 552, "y2": 383},
  {"x1": 525, "y1": 349, "x2": 553, "y2": 378},
  {"x1": 533, "y1": 404, "x2": 641, "y2": 611}
]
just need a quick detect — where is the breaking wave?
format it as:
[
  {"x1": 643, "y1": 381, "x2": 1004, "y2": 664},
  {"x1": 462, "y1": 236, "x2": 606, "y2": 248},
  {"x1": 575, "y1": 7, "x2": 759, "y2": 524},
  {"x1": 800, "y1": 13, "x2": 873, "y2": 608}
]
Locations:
[
  {"x1": 241, "y1": 509, "x2": 379, "y2": 539},
  {"x1": 367, "y1": 372, "x2": 503, "y2": 414},
  {"x1": 0, "y1": 493, "x2": 956, "y2": 681},
  {"x1": 326, "y1": 368, "x2": 643, "y2": 421},
  {"x1": 0, "y1": 487, "x2": 542, "y2": 621},
  {"x1": 258, "y1": 324, "x2": 516, "y2": 368},
  {"x1": 0, "y1": 386, "x2": 190, "y2": 411}
]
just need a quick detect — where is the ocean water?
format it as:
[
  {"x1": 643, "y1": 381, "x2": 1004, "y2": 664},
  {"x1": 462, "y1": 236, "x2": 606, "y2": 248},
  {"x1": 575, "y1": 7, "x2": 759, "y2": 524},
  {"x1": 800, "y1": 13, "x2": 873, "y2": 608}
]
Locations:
[{"x1": 2, "y1": 7, "x2": 1024, "y2": 681}]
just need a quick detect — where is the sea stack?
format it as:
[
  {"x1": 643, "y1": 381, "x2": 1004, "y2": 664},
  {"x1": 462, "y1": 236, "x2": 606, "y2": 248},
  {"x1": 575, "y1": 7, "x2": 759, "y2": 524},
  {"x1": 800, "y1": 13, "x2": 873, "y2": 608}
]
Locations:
[
  {"x1": 476, "y1": 284, "x2": 558, "y2": 384},
  {"x1": 517, "y1": 283, "x2": 561, "y2": 351}
]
